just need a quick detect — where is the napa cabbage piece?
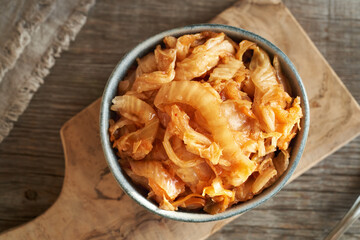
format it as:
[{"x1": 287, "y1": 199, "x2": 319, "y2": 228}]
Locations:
[
  {"x1": 224, "y1": 81, "x2": 251, "y2": 101},
  {"x1": 166, "y1": 33, "x2": 203, "y2": 61},
  {"x1": 276, "y1": 97, "x2": 302, "y2": 150},
  {"x1": 135, "y1": 52, "x2": 157, "y2": 78},
  {"x1": 132, "y1": 45, "x2": 176, "y2": 92},
  {"x1": 202, "y1": 177, "x2": 235, "y2": 199},
  {"x1": 221, "y1": 100, "x2": 254, "y2": 133},
  {"x1": 209, "y1": 56, "x2": 244, "y2": 82},
  {"x1": 155, "y1": 81, "x2": 256, "y2": 185},
  {"x1": 252, "y1": 157, "x2": 277, "y2": 194},
  {"x1": 250, "y1": 46, "x2": 301, "y2": 136},
  {"x1": 129, "y1": 159, "x2": 185, "y2": 200},
  {"x1": 165, "y1": 104, "x2": 222, "y2": 166},
  {"x1": 109, "y1": 118, "x2": 133, "y2": 142},
  {"x1": 236, "y1": 40, "x2": 256, "y2": 61},
  {"x1": 118, "y1": 68, "x2": 136, "y2": 95},
  {"x1": 250, "y1": 46, "x2": 280, "y2": 93},
  {"x1": 174, "y1": 33, "x2": 236, "y2": 81},
  {"x1": 163, "y1": 128, "x2": 203, "y2": 168},
  {"x1": 233, "y1": 176, "x2": 255, "y2": 202},
  {"x1": 273, "y1": 55, "x2": 292, "y2": 94},
  {"x1": 170, "y1": 158, "x2": 214, "y2": 195},
  {"x1": 202, "y1": 177, "x2": 235, "y2": 214},
  {"x1": 172, "y1": 193, "x2": 206, "y2": 210},
  {"x1": 111, "y1": 95, "x2": 159, "y2": 160}
]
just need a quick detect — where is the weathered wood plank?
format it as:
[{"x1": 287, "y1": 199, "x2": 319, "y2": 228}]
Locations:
[{"x1": 0, "y1": 0, "x2": 359, "y2": 239}]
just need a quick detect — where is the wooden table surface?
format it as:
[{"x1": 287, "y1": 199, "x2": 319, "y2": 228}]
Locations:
[{"x1": 0, "y1": 0, "x2": 359, "y2": 239}]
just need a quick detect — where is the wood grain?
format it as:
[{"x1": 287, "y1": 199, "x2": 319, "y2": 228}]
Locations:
[{"x1": 0, "y1": 0, "x2": 359, "y2": 239}]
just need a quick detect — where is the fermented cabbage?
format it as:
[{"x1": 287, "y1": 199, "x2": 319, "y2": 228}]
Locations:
[{"x1": 109, "y1": 31, "x2": 303, "y2": 214}]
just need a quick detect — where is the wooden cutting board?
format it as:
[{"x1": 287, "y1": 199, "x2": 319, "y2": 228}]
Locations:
[{"x1": 1, "y1": 0, "x2": 360, "y2": 239}]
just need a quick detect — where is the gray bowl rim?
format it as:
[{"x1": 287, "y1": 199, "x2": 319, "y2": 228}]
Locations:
[{"x1": 100, "y1": 23, "x2": 310, "y2": 222}]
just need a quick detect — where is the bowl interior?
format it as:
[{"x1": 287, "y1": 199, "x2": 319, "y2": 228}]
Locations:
[{"x1": 100, "y1": 24, "x2": 310, "y2": 222}]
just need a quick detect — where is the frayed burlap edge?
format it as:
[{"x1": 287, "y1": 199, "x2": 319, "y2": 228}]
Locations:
[
  {"x1": 0, "y1": 0, "x2": 56, "y2": 81},
  {"x1": 0, "y1": 0, "x2": 96, "y2": 143}
]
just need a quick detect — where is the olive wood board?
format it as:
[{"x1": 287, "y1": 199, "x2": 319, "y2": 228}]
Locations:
[{"x1": 1, "y1": 0, "x2": 360, "y2": 239}]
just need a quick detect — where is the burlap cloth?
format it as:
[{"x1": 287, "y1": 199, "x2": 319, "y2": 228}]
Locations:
[{"x1": 0, "y1": 0, "x2": 95, "y2": 142}]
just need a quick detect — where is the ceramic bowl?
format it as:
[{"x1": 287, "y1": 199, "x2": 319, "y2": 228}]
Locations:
[{"x1": 100, "y1": 24, "x2": 310, "y2": 222}]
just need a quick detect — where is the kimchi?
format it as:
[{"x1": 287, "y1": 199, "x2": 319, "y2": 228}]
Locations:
[{"x1": 109, "y1": 31, "x2": 303, "y2": 214}]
